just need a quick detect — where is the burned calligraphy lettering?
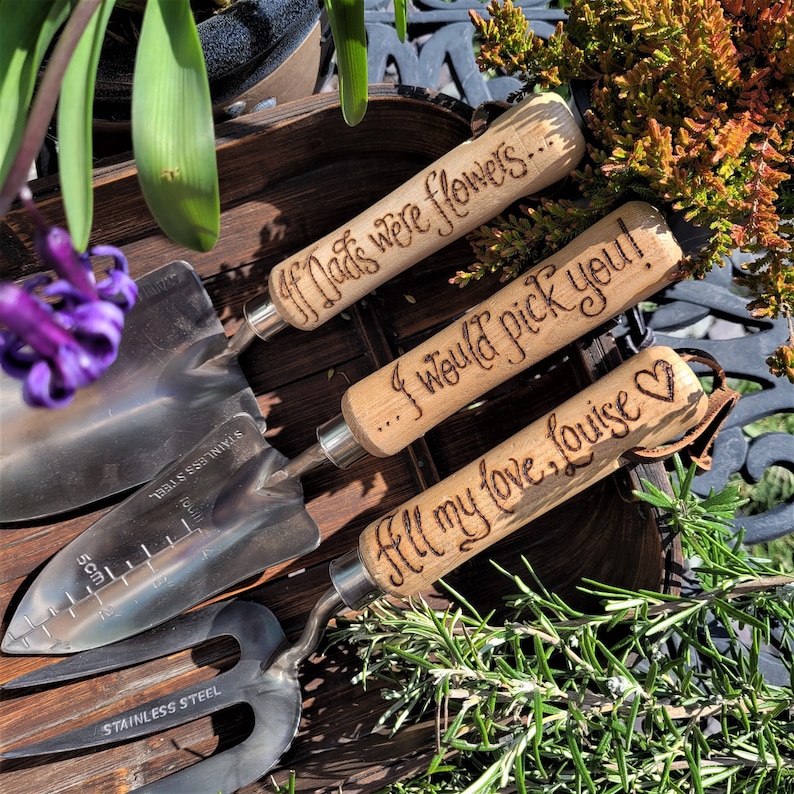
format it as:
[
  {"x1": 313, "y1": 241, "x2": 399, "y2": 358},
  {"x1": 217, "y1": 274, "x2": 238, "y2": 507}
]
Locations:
[
  {"x1": 390, "y1": 363, "x2": 421, "y2": 420},
  {"x1": 403, "y1": 505, "x2": 445, "y2": 559},
  {"x1": 373, "y1": 514, "x2": 409, "y2": 588},
  {"x1": 547, "y1": 412, "x2": 595, "y2": 476},
  {"x1": 432, "y1": 489, "x2": 491, "y2": 552},
  {"x1": 634, "y1": 360, "x2": 676, "y2": 402}
]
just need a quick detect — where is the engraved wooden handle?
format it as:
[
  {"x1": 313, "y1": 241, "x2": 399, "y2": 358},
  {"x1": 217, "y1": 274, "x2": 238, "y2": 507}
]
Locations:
[
  {"x1": 341, "y1": 201, "x2": 683, "y2": 458},
  {"x1": 267, "y1": 92, "x2": 585, "y2": 331},
  {"x1": 357, "y1": 346, "x2": 709, "y2": 598}
]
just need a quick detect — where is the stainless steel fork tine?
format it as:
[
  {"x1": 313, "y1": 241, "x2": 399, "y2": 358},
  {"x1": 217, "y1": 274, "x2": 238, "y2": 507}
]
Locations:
[
  {"x1": 1, "y1": 599, "x2": 298, "y2": 794},
  {"x1": 3, "y1": 601, "x2": 248, "y2": 689},
  {"x1": 3, "y1": 663, "x2": 252, "y2": 756},
  {"x1": 138, "y1": 675, "x2": 302, "y2": 794}
]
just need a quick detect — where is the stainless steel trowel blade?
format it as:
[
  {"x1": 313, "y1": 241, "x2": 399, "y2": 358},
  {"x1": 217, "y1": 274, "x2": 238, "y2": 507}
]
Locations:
[
  {"x1": 0, "y1": 261, "x2": 262, "y2": 523},
  {"x1": 2, "y1": 412, "x2": 321, "y2": 654}
]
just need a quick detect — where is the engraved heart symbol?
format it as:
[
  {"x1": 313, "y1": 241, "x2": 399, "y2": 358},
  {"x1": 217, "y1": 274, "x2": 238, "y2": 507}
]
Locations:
[{"x1": 634, "y1": 359, "x2": 675, "y2": 402}]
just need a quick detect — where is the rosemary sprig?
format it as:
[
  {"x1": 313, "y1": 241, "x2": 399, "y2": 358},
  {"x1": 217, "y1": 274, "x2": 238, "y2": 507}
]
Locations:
[{"x1": 334, "y1": 458, "x2": 794, "y2": 793}]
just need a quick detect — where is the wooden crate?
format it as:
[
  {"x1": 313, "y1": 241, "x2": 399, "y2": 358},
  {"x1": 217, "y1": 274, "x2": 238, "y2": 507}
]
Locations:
[{"x1": 0, "y1": 86, "x2": 680, "y2": 793}]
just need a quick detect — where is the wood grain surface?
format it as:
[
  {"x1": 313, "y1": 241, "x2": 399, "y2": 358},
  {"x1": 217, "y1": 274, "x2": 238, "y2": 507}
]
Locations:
[{"x1": 0, "y1": 87, "x2": 680, "y2": 793}]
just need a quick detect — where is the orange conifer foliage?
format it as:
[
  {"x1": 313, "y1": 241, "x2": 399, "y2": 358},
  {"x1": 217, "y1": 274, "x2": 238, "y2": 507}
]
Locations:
[{"x1": 465, "y1": 0, "x2": 793, "y2": 381}]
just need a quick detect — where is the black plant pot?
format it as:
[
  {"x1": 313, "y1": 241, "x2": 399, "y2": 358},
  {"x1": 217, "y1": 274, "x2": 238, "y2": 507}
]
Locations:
[{"x1": 92, "y1": 0, "x2": 323, "y2": 134}]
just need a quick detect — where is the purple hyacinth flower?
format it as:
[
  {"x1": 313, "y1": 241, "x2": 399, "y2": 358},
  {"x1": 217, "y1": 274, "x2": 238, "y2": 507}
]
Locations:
[
  {"x1": 0, "y1": 282, "x2": 121, "y2": 408},
  {"x1": 0, "y1": 188, "x2": 138, "y2": 408},
  {"x1": 35, "y1": 224, "x2": 99, "y2": 299}
]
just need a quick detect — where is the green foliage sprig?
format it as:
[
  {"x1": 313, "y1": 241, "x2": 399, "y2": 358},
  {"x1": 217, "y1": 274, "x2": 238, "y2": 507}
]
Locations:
[
  {"x1": 336, "y1": 457, "x2": 794, "y2": 793},
  {"x1": 463, "y1": 0, "x2": 794, "y2": 383},
  {"x1": 0, "y1": 0, "x2": 404, "y2": 254},
  {"x1": 0, "y1": 0, "x2": 219, "y2": 252}
]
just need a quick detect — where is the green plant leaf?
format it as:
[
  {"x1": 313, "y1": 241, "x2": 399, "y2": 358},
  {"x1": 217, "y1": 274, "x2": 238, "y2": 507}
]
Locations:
[
  {"x1": 132, "y1": 0, "x2": 219, "y2": 251},
  {"x1": 325, "y1": 0, "x2": 368, "y2": 126},
  {"x1": 0, "y1": 0, "x2": 75, "y2": 193},
  {"x1": 58, "y1": 0, "x2": 115, "y2": 251},
  {"x1": 394, "y1": 0, "x2": 407, "y2": 42}
]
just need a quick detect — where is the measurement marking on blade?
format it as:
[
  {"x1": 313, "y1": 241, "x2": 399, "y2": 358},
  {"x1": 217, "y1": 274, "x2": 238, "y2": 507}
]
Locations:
[
  {"x1": 24, "y1": 517, "x2": 216, "y2": 641},
  {"x1": 5, "y1": 630, "x2": 29, "y2": 648},
  {"x1": 181, "y1": 517, "x2": 203, "y2": 535},
  {"x1": 86, "y1": 586, "x2": 104, "y2": 605}
]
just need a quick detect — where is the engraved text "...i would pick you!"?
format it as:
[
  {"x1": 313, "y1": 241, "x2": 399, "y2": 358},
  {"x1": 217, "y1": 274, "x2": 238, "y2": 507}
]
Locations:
[
  {"x1": 342, "y1": 204, "x2": 682, "y2": 460},
  {"x1": 386, "y1": 216, "x2": 648, "y2": 426}
]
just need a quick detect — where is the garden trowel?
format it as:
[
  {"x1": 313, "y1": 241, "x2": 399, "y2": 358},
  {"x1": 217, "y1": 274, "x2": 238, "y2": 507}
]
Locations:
[
  {"x1": 0, "y1": 91, "x2": 585, "y2": 523},
  {"x1": 1, "y1": 345, "x2": 712, "y2": 794},
  {"x1": 3, "y1": 201, "x2": 687, "y2": 653}
]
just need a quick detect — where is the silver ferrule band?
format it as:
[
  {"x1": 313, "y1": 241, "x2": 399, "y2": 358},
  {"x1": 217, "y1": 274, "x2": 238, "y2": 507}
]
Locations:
[
  {"x1": 316, "y1": 413, "x2": 367, "y2": 469},
  {"x1": 329, "y1": 549, "x2": 380, "y2": 610},
  {"x1": 244, "y1": 291, "x2": 289, "y2": 341}
]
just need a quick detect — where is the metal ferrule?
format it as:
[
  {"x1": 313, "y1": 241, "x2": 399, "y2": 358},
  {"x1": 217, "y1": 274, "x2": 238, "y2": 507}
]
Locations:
[
  {"x1": 223, "y1": 291, "x2": 289, "y2": 359},
  {"x1": 244, "y1": 291, "x2": 290, "y2": 341},
  {"x1": 329, "y1": 549, "x2": 381, "y2": 610},
  {"x1": 316, "y1": 413, "x2": 368, "y2": 469}
]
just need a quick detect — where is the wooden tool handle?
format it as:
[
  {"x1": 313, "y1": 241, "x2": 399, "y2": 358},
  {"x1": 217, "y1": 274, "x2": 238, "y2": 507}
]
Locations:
[
  {"x1": 358, "y1": 346, "x2": 708, "y2": 598},
  {"x1": 341, "y1": 201, "x2": 683, "y2": 458},
  {"x1": 267, "y1": 92, "x2": 585, "y2": 331}
]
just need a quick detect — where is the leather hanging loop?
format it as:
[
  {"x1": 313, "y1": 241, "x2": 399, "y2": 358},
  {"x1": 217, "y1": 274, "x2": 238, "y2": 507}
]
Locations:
[
  {"x1": 625, "y1": 349, "x2": 740, "y2": 471},
  {"x1": 470, "y1": 100, "x2": 511, "y2": 139}
]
